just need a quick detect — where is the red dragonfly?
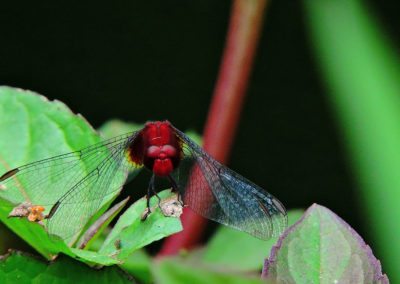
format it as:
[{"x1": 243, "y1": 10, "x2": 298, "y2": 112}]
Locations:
[{"x1": 0, "y1": 121, "x2": 287, "y2": 241}]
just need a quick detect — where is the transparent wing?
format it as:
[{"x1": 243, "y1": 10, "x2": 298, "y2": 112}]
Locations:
[
  {"x1": 0, "y1": 132, "x2": 140, "y2": 242},
  {"x1": 172, "y1": 127, "x2": 287, "y2": 240}
]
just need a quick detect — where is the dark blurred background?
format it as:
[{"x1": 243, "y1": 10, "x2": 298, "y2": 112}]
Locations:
[{"x1": 0, "y1": 0, "x2": 398, "y2": 257}]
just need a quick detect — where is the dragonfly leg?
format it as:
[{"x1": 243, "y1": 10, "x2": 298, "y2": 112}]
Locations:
[
  {"x1": 168, "y1": 175, "x2": 184, "y2": 206},
  {"x1": 146, "y1": 174, "x2": 156, "y2": 210},
  {"x1": 150, "y1": 183, "x2": 162, "y2": 209},
  {"x1": 142, "y1": 174, "x2": 156, "y2": 221}
]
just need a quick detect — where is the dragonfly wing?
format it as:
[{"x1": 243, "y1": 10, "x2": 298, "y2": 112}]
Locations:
[
  {"x1": 216, "y1": 165, "x2": 287, "y2": 238},
  {"x1": 0, "y1": 132, "x2": 140, "y2": 242},
  {"x1": 172, "y1": 128, "x2": 287, "y2": 240},
  {"x1": 48, "y1": 141, "x2": 132, "y2": 242}
]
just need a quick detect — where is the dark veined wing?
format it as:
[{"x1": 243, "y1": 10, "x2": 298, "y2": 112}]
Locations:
[
  {"x1": 0, "y1": 132, "x2": 140, "y2": 243},
  {"x1": 171, "y1": 127, "x2": 287, "y2": 240}
]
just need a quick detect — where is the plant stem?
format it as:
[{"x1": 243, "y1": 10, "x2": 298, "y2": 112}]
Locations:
[{"x1": 158, "y1": 0, "x2": 268, "y2": 256}]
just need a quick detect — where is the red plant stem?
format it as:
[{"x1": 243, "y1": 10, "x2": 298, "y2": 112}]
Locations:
[{"x1": 158, "y1": 0, "x2": 268, "y2": 256}]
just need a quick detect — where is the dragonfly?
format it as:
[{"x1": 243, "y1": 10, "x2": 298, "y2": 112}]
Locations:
[{"x1": 0, "y1": 121, "x2": 287, "y2": 242}]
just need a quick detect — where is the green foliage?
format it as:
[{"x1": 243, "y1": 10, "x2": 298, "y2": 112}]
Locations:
[
  {"x1": 203, "y1": 210, "x2": 303, "y2": 271},
  {"x1": 305, "y1": 0, "x2": 400, "y2": 280},
  {"x1": 119, "y1": 250, "x2": 152, "y2": 284},
  {"x1": 263, "y1": 205, "x2": 388, "y2": 283},
  {"x1": 152, "y1": 258, "x2": 264, "y2": 284},
  {"x1": 0, "y1": 87, "x2": 103, "y2": 258},
  {"x1": 0, "y1": 251, "x2": 133, "y2": 284}
]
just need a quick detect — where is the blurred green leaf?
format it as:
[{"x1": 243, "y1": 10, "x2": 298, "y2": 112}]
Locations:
[
  {"x1": 182, "y1": 130, "x2": 202, "y2": 146},
  {"x1": 203, "y1": 209, "x2": 303, "y2": 271},
  {"x1": 0, "y1": 251, "x2": 133, "y2": 283},
  {"x1": 98, "y1": 119, "x2": 143, "y2": 139},
  {"x1": 263, "y1": 204, "x2": 388, "y2": 283},
  {"x1": 120, "y1": 249, "x2": 152, "y2": 284},
  {"x1": 152, "y1": 257, "x2": 264, "y2": 284},
  {"x1": 305, "y1": 0, "x2": 400, "y2": 280}
]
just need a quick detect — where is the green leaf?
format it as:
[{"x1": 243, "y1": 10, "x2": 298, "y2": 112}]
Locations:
[
  {"x1": 99, "y1": 190, "x2": 182, "y2": 261},
  {"x1": 0, "y1": 87, "x2": 112, "y2": 257},
  {"x1": 203, "y1": 209, "x2": 303, "y2": 271},
  {"x1": 0, "y1": 88, "x2": 143, "y2": 266},
  {"x1": 0, "y1": 200, "x2": 71, "y2": 259},
  {"x1": 152, "y1": 257, "x2": 265, "y2": 284},
  {"x1": 304, "y1": 0, "x2": 400, "y2": 280},
  {"x1": 263, "y1": 204, "x2": 388, "y2": 283},
  {"x1": 0, "y1": 251, "x2": 133, "y2": 283}
]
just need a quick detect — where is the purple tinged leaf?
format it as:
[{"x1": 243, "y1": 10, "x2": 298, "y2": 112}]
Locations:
[{"x1": 262, "y1": 204, "x2": 388, "y2": 283}]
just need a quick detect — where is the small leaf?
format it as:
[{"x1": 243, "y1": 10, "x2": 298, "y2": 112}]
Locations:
[
  {"x1": 203, "y1": 209, "x2": 303, "y2": 271},
  {"x1": 262, "y1": 204, "x2": 389, "y2": 283},
  {"x1": 99, "y1": 190, "x2": 182, "y2": 261},
  {"x1": 0, "y1": 250, "x2": 133, "y2": 283}
]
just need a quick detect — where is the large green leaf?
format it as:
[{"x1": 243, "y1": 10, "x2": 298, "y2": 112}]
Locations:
[
  {"x1": 0, "y1": 87, "x2": 105, "y2": 257},
  {"x1": 262, "y1": 204, "x2": 388, "y2": 283},
  {"x1": 203, "y1": 209, "x2": 303, "y2": 271},
  {"x1": 304, "y1": 0, "x2": 400, "y2": 280},
  {"x1": 0, "y1": 251, "x2": 133, "y2": 283}
]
